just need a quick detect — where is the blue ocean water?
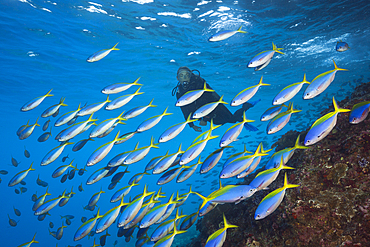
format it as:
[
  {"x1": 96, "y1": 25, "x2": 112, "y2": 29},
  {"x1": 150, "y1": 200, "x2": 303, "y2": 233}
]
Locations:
[{"x1": 1, "y1": 0, "x2": 369, "y2": 246}]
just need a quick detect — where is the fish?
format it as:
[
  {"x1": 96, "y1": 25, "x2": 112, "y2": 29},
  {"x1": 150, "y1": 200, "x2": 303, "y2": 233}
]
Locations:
[
  {"x1": 123, "y1": 98, "x2": 157, "y2": 120},
  {"x1": 179, "y1": 211, "x2": 198, "y2": 231},
  {"x1": 124, "y1": 137, "x2": 159, "y2": 165},
  {"x1": 86, "y1": 131, "x2": 124, "y2": 167},
  {"x1": 78, "y1": 183, "x2": 84, "y2": 192},
  {"x1": 115, "y1": 131, "x2": 137, "y2": 145},
  {"x1": 68, "y1": 168, "x2": 77, "y2": 180},
  {"x1": 151, "y1": 209, "x2": 186, "y2": 242},
  {"x1": 247, "y1": 42, "x2": 284, "y2": 69},
  {"x1": 52, "y1": 161, "x2": 76, "y2": 178},
  {"x1": 157, "y1": 165, "x2": 190, "y2": 185},
  {"x1": 17, "y1": 233, "x2": 39, "y2": 247},
  {"x1": 123, "y1": 195, "x2": 160, "y2": 230},
  {"x1": 200, "y1": 146, "x2": 230, "y2": 174},
  {"x1": 99, "y1": 230, "x2": 111, "y2": 246},
  {"x1": 230, "y1": 77, "x2": 270, "y2": 106},
  {"x1": 303, "y1": 60, "x2": 348, "y2": 100},
  {"x1": 58, "y1": 114, "x2": 97, "y2": 142},
  {"x1": 265, "y1": 134, "x2": 308, "y2": 170},
  {"x1": 73, "y1": 138, "x2": 94, "y2": 152},
  {"x1": 176, "y1": 82, "x2": 215, "y2": 106},
  {"x1": 128, "y1": 171, "x2": 150, "y2": 185},
  {"x1": 90, "y1": 111, "x2": 126, "y2": 138},
  {"x1": 222, "y1": 144, "x2": 252, "y2": 168},
  {"x1": 220, "y1": 112, "x2": 254, "y2": 147},
  {"x1": 41, "y1": 142, "x2": 74, "y2": 166},
  {"x1": 102, "y1": 77, "x2": 142, "y2": 94},
  {"x1": 0, "y1": 170, "x2": 8, "y2": 175},
  {"x1": 8, "y1": 214, "x2": 17, "y2": 227},
  {"x1": 116, "y1": 185, "x2": 154, "y2": 229},
  {"x1": 20, "y1": 187, "x2": 27, "y2": 193},
  {"x1": 32, "y1": 187, "x2": 51, "y2": 211},
  {"x1": 177, "y1": 158, "x2": 201, "y2": 183},
  {"x1": 267, "y1": 103, "x2": 301, "y2": 134},
  {"x1": 305, "y1": 97, "x2": 350, "y2": 146},
  {"x1": 13, "y1": 206, "x2": 21, "y2": 216},
  {"x1": 41, "y1": 97, "x2": 68, "y2": 118},
  {"x1": 255, "y1": 173, "x2": 299, "y2": 220},
  {"x1": 54, "y1": 103, "x2": 82, "y2": 127},
  {"x1": 21, "y1": 89, "x2": 53, "y2": 112},
  {"x1": 152, "y1": 225, "x2": 186, "y2": 247},
  {"x1": 78, "y1": 166, "x2": 87, "y2": 176},
  {"x1": 19, "y1": 117, "x2": 40, "y2": 140},
  {"x1": 86, "y1": 167, "x2": 110, "y2": 185},
  {"x1": 237, "y1": 144, "x2": 272, "y2": 178},
  {"x1": 81, "y1": 217, "x2": 87, "y2": 223},
  {"x1": 110, "y1": 182, "x2": 139, "y2": 203},
  {"x1": 37, "y1": 125, "x2": 52, "y2": 142},
  {"x1": 11, "y1": 156, "x2": 20, "y2": 167},
  {"x1": 208, "y1": 24, "x2": 247, "y2": 42},
  {"x1": 137, "y1": 107, "x2": 172, "y2": 133},
  {"x1": 42, "y1": 119, "x2": 50, "y2": 131},
  {"x1": 17, "y1": 120, "x2": 30, "y2": 137},
  {"x1": 273, "y1": 74, "x2": 310, "y2": 105},
  {"x1": 153, "y1": 144, "x2": 184, "y2": 174},
  {"x1": 88, "y1": 188, "x2": 105, "y2": 208},
  {"x1": 87, "y1": 42, "x2": 119, "y2": 62},
  {"x1": 158, "y1": 114, "x2": 197, "y2": 143},
  {"x1": 204, "y1": 214, "x2": 238, "y2": 247},
  {"x1": 77, "y1": 96, "x2": 111, "y2": 117},
  {"x1": 220, "y1": 145, "x2": 267, "y2": 179},
  {"x1": 349, "y1": 101, "x2": 370, "y2": 124},
  {"x1": 250, "y1": 155, "x2": 294, "y2": 191},
  {"x1": 111, "y1": 169, "x2": 128, "y2": 184},
  {"x1": 181, "y1": 133, "x2": 218, "y2": 165},
  {"x1": 260, "y1": 104, "x2": 288, "y2": 121},
  {"x1": 62, "y1": 154, "x2": 69, "y2": 162},
  {"x1": 74, "y1": 208, "x2": 103, "y2": 241},
  {"x1": 192, "y1": 95, "x2": 227, "y2": 119},
  {"x1": 336, "y1": 40, "x2": 350, "y2": 52},
  {"x1": 34, "y1": 189, "x2": 69, "y2": 215},
  {"x1": 105, "y1": 87, "x2": 144, "y2": 110},
  {"x1": 56, "y1": 223, "x2": 67, "y2": 240},
  {"x1": 58, "y1": 187, "x2": 75, "y2": 207},
  {"x1": 8, "y1": 163, "x2": 35, "y2": 187}
]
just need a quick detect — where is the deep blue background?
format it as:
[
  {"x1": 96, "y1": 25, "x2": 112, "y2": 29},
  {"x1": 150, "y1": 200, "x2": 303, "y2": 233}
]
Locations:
[{"x1": 1, "y1": 0, "x2": 369, "y2": 246}]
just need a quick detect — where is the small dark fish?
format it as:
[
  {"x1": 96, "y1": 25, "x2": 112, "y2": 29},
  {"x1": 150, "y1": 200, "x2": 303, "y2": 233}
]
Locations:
[
  {"x1": 191, "y1": 201, "x2": 197, "y2": 204},
  {"x1": 100, "y1": 231, "x2": 111, "y2": 246},
  {"x1": 11, "y1": 157, "x2": 20, "y2": 167},
  {"x1": 61, "y1": 215, "x2": 75, "y2": 220},
  {"x1": 114, "y1": 240, "x2": 118, "y2": 246},
  {"x1": 62, "y1": 155, "x2": 69, "y2": 163},
  {"x1": 42, "y1": 119, "x2": 50, "y2": 131},
  {"x1": 36, "y1": 175, "x2": 48, "y2": 187},
  {"x1": 78, "y1": 183, "x2": 84, "y2": 192},
  {"x1": 20, "y1": 181, "x2": 26, "y2": 185},
  {"x1": 78, "y1": 166, "x2": 87, "y2": 176},
  {"x1": 37, "y1": 130, "x2": 51, "y2": 142},
  {"x1": 8, "y1": 214, "x2": 17, "y2": 226},
  {"x1": 68, "y1": 168, "x2": 76, "y2": 180},
  {"x1": 40, "y1": 181, "x2": 48, "y2": 187},
  {"x1": 88, "y1": 231, "x2": 95, "y2": 237},
  {"x1": 24, "y1": 146, "x2": 31, "y2": 158},
  {"x1": 61, "y1": 173, "x2": 68, "y2": 183},
  {"x1": 49, "y1": 221, "x2": 54, "y2": 228},
  {"x1": 20, "y1": 187, "x2": 27, "y2": 194},
  {"x1": 72, "y1": 138, "x2": 94, "y2": 152},
  {"x1": 108, "y1": 182, "x2": 118, "y2": 190},
  {"x1": 137, "y1": 227, "x2": 149, "y2": 239},
  {"x1": 0, "y1": 170, "x2": 8, "y2": 175},
  {"x1": 66, "y1": 218, "x2": 72, "y2": 225},
  {"x1": 336, "y1": 40, "x2": 350, "y2": 52},
  {"x1": 38, "y1": 213, "x2": 47, "y2": 221},
  {"x1": 13, "y1": 206, "x2": 21, "y2": 216},
  {"x1": 111, "y1": 172, "x2": 125, "y2": 184},
  {"x1": 17, "y1": 123, "x2": 28, "y2": 137},
  {"x1": 81, "y1": 216, "x2": 87, "y2": 223},
  {"x1": 52, "y1": 108, "x2": 59, "y2": 117},
  {"x1": 31, "y1": 193, "x2": 38, "y2": 202}
]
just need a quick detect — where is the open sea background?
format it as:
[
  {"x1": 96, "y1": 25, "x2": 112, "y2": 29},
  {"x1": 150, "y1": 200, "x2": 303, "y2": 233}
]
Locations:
[{"x1": 1, "y1": 0, "x2": 369, "y2": 246}]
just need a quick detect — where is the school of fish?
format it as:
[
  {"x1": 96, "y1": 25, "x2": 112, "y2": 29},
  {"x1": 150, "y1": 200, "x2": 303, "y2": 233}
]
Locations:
[{"x1": 6, "y1": 29, "x2": 362, "y2": 247}]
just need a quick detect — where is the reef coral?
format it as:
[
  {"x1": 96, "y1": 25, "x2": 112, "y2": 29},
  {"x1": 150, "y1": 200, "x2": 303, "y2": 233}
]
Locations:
[{"x1": 188, "y1": 81, "x2": 370, "y2": 247}]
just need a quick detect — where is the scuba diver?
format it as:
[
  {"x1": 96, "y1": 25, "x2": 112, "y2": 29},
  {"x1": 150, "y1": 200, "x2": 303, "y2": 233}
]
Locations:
[{"x1": 172, "y1": 66, "x2": 259, "y2": 132}]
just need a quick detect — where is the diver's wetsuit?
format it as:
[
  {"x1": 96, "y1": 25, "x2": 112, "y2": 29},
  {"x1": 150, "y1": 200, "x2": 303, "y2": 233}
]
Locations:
[{"x1": 175, "y1": 73, "x2": 253, "y2": 128}]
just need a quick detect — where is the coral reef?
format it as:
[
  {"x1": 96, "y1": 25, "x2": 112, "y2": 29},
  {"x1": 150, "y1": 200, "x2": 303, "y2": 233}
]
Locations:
[{"x1": 188, "y1": 81, "x2": 370, "y2": 247}]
